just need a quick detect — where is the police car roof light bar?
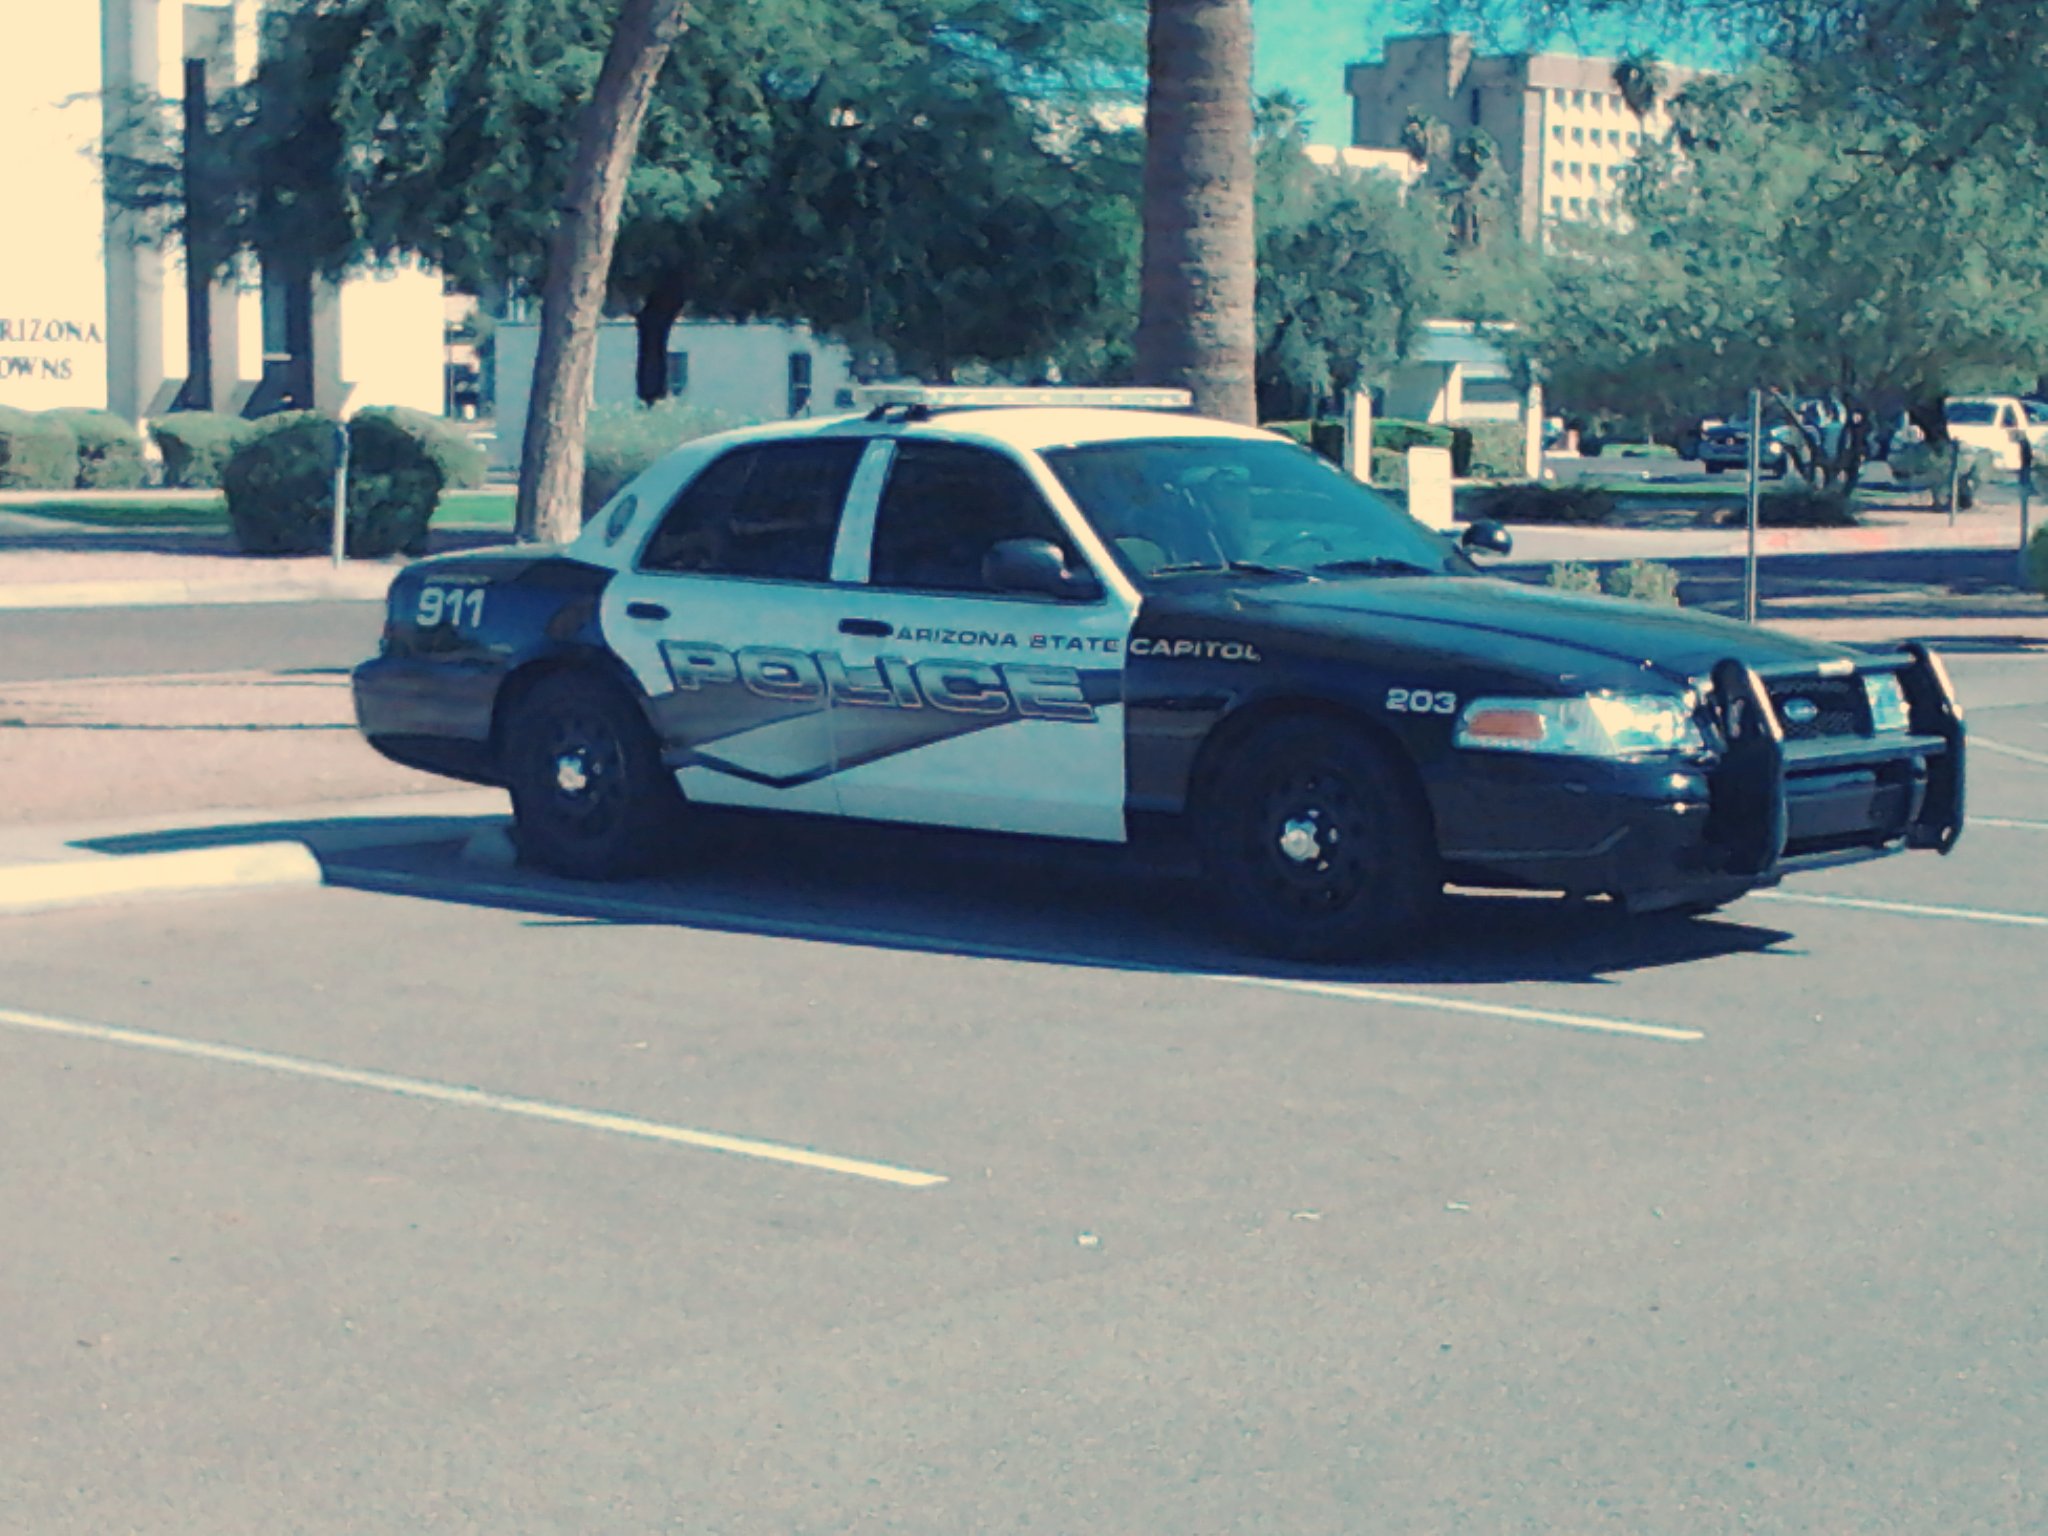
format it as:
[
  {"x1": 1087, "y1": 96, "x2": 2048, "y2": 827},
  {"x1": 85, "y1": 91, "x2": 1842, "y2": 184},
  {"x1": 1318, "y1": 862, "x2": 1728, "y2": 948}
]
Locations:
[{"x1": 855, "y1": 385, "x2": 1194, "y2": 421}]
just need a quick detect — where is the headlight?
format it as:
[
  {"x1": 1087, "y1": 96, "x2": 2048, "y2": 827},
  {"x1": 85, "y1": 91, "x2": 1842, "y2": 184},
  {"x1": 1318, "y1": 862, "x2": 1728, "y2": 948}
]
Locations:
[
  {"x1": 1863, "y1": 671, "x2": 1910, "y2": 734},
  {"x1": 1455, "y1": 692, "x2": 1706, "y2": 758}
]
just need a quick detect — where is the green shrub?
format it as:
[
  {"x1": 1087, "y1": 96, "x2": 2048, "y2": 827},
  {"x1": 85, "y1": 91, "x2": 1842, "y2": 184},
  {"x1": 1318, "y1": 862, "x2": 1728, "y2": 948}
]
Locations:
[
  {"x1": 1464, "y1": 420, "x2": 1527, "y2": 480},
  {"x1": 1887, "y1": 440, "x2": 1993, "y2": 506},
  {"x1": 1756, "y1": 488, "x2": 1859, "y2": 527},
  {"x1": 583, "y1": 399, "x2": 735, "y2": 522},
  {"x1": 1601, "y1": 558, "x2": 1683, "y2": 606},
  {"x1": 152, "y1": 411, "x2": 257, "y2": 489},
  {"x1": 223, "y1": 410, "x2": 454, "y2": 557},
  {"x1": 0, "y1": 406, "x2": 80, "y2": 490},
  {"x1": 1265, "y1": 418, "x2": 1349, "y2": 465},
  {"x1": 1467, "y1": 481, "x2": 1618, "y2": 525},
  {"x1": 1373, "y1": 417, "x2": 1455, "y2": 456},
  {"x1": 344, "y1": 409, "x2": 448, "y2": 557},
  {"x1": 1369, "y1": 447, "x2": 1407, "y2": 489},
  {"x1": 2026, "y1": 526, "x2": 2048, "y2": 599},
  {"x1": 378, "y1": 405, "x2": 487, "y2": 490},
  {"x1": 52, "y1": 408, "x2": 147, "y2": 489},
  {"x1": 1546, "y1": 561, "x2": 1602, "y2": 594},
  {"x1": 223, "y1": 413, "x2": 343, "y2": 554}
]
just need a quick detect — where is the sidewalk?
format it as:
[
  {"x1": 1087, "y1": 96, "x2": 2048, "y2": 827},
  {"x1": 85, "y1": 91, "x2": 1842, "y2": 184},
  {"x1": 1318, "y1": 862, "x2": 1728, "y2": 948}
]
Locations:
[{"x1": 2, "y1": 492, "x2": 2043, "y2": 642}]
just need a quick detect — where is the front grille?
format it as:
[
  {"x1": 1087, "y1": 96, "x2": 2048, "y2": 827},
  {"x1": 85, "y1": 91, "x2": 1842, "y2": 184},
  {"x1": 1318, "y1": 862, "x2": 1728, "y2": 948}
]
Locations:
[{"x1": 1767, "y1": 674, "x2": 1870, "y2": 740}]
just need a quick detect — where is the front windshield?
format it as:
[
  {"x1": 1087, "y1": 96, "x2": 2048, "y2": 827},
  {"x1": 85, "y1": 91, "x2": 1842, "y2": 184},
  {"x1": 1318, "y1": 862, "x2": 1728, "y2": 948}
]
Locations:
[{"x1": 1043, "y1": 437, "x2": 1471, "y2": 584}]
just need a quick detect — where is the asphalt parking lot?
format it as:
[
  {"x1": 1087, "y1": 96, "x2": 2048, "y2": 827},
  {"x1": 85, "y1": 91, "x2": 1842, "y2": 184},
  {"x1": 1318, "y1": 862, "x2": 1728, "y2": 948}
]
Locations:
[{"x1": 2, "y1": 654, "x2": 2042, "y2": 1534}]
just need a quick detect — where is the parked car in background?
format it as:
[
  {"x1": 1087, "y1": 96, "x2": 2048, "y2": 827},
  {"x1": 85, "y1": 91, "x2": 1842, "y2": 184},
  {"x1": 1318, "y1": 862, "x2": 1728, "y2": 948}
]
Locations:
[
  {"x1": 1696, "y1": 419, "x2": 1790, "y2": 477},
  {"x1": 1944, "y1": 396, "x2": 2047, "y2": 470}
]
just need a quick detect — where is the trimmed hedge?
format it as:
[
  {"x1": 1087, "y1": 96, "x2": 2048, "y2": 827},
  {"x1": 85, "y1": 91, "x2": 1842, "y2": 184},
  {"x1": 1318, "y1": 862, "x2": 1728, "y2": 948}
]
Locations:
[
  {"x1": 1467, "y1": 481, "x2": 1618, "y2": 525},
  {"x1": 1888, "y1": 440, "x2": 1994, "y2": 508},
  {"x1": 1757, "y1": 488, "x2": 1858, "y2": 528},
  {"x1": 152, "y1": 411, "x2": 257, "y2": 489},
  {"x1": 0, "y1": 406, "x2": 80, "y2": 490},
  {"x1": 1546, "y1": 561, "x2": 1601, "y2": 594},
  {"x1": 583, "y1": 399, "x2": 735, "y2": 523},
  {"x1": 378, "y1": 405, "x2": 487, "y2": 490},
  {"x1": 1601, "y1": 558, "x2": 1682, "y2": 606},
  {"x1": 53, "y1": 408, "x2": 146, "y2": 489},
  {"x1": 1464, "y1": 420, "x2": 1526, "y2": 480},
  {"x1": 2026, "y1": 526, "x2": 2048, "y2": 599},
  {"x1": 222, "y1": 410, "x2": 449, "y2": 557}
]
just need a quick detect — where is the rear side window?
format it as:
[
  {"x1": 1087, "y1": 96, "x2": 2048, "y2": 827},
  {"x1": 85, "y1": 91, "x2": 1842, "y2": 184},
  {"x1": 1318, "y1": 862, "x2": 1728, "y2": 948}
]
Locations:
[
  {"x1": 640, "y1": 440, "x2": 864, "y2": 580},
  {"x1": 869, "y1": 441, "x2": 1077, "y2": 594}
]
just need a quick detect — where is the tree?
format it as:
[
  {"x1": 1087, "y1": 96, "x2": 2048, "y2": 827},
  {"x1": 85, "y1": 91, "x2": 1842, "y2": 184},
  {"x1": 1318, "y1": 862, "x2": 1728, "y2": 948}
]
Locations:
[
  {"x1": 1135, "y1": 0, "x2": 1257, "y2": 424},
  {"x1": 1609, "y1": 50, "x2": 1665, "y2": 128},
  {"x1": 1520, "y1": 64, "x2": 2048, "y2": 490},
  {"x1": 1253, "y1": 95, "x2": 1444, "y2": 418},
  {"x1": 516, "y1": 0, "x2": 692, "y2": 544}
]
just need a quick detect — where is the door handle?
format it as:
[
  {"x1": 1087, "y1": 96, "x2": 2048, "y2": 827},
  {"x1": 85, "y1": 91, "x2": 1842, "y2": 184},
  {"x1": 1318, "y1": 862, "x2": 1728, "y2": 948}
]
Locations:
[
  {"x1": 838, "y1": 617, "x2": 892, "y2": 638},
  {"x1": 626, "y1": 601, "x2": 670, "y2": 621}
]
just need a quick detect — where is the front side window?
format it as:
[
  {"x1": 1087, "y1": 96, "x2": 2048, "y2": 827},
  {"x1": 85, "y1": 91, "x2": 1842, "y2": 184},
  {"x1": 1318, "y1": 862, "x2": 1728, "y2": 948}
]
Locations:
[
  {"x1": 869, "y1": 441, "x2": 1081, "y2": 595},
  {"x1": 640, "y1": 439, "x2": 864, "y2": 580},
  {"x1": 1044, "y1": 437, "x2": 1471, "y2": 586}
]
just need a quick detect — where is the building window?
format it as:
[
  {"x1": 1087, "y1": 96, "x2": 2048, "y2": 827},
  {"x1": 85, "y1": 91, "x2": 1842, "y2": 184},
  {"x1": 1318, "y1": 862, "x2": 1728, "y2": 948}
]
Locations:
[
  {"x1": 665, "y1": 351, "x2": 689, "y2": 397},
  {"x1": 1551, "y1": 125, "x2": 1564, "y2": 140},
  {"x1": 1571, "y1": 126, "x2": 1584, "y2": 142},
  {"x1": 1552, "y1": 160, "x2": 1564, "y2": 177},
  {"x1": 1553, "y1": 87, "x2": 1566, "y2": 105},
  {"x1": 1589, "y1": 164, "x2": 1602, "y2": 181},
  {"x1": 1572, "y1": 90, "x2": 1584, "y2": 106},
  {"x1": 1569, "y1": 196, "x2": 1583, "y2": 212},
  {"x1": 1609, "y1": 130, "x2": 1621, "y2": 146},
  {"x1": 1627, "y1": 132, "x2": 1639, "y2": 146},
  {"x1": 1569, "y1": 161, "x2": 1581, "y2": 175},
  {"x1": 1549, "y1": 195, "x2": 1562, "y2": 211},
  {"x1": 1469, "y1": 89, "x2": 1482, "y2": 124}
]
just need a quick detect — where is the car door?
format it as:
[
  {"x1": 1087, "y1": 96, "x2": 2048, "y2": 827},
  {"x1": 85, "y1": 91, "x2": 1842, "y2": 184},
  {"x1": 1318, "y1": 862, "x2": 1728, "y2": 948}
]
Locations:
[
  {"x1": 600, "y1": 436, "x2": 881, "y2": 816},
  {"x1": 827, "y1": 438, "x2": 1134, "y2": 842}
]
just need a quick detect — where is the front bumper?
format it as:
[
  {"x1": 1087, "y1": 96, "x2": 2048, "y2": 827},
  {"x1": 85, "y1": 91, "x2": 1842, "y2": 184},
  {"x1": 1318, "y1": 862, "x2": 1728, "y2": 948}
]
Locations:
[{"x1": 1435, "y1": 646, "x2": 1964, "y2": 908}]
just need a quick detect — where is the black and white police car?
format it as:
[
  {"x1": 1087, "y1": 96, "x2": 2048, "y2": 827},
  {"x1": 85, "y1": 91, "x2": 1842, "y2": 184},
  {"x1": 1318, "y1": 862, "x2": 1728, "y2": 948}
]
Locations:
[{"x1": 353, "y1": 386, "x2": 1964, "y2": 960}]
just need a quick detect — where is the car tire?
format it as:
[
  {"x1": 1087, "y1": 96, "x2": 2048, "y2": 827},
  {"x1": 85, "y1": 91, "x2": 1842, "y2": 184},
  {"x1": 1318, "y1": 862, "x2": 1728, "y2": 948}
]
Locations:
[
  {"x1": 503, "y1": 670, "x2": 682, "y2": 881},
  {"x1": 1196, "y1": 717, "x2": 1440, "y2": 961},
  {"x1": 1704, "y1": 462, "x2": 1726, "y2": 475}
]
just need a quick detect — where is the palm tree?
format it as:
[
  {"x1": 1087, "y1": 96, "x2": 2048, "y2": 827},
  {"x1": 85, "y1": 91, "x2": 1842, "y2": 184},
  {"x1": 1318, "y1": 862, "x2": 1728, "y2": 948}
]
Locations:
[
  {"x1": 1611, "y1": 51, "x2": 1667, "y2": 134},
  {"x1": 1134, "y1": 0, "x2": 1256, "y2": 424}
]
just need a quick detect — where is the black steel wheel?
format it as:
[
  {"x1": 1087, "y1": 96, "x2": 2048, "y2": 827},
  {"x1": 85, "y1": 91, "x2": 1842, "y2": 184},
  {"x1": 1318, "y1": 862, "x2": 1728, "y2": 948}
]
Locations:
[
  {"x1": 503, "y1": 671, "x2": 681, "y2": 880},
  {"x1": 1197, "y1": 717, "x2": 1439, "y2": 961}
]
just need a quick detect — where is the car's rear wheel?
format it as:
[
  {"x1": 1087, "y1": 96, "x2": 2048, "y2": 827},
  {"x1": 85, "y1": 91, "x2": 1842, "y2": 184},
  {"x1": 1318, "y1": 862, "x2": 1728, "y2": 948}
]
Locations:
[
  {"x1": 1704, "y1": 461, "x2": 1727, "y2": 475},
  {"x1": 1196, "y1": 718, "x2": 1440, "y2": 961},
  {"x1": 503, "y1": 671, "x2": 681, "y2": 880}
]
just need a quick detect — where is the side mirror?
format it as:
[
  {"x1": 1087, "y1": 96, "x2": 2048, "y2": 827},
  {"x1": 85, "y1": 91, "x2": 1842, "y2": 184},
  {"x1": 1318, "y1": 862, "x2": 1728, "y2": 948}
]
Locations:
[
  {"x1": 982, "y1": 538, "x2": 1101, "y2": 601},
  {"x1": 1460, "y1": 518, "x2": 1513, "y2": 559}
]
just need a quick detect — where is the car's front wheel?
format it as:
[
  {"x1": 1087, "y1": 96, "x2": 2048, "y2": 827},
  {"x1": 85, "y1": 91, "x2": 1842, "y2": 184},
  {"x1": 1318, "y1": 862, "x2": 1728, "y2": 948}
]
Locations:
[
  {"x1": 1196, "y1": 718, "x2": 1439, "y2": 961},
  {"x1": 502, "y1": 671, "x2": 681, "y2": 880}
]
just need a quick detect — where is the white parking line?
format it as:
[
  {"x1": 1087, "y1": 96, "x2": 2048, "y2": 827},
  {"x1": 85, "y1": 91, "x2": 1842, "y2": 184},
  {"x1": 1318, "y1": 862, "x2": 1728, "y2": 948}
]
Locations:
[
  {"x1": 0, "y1": 1006, "x2": 947, "y2": 1189},
  {"x1": 1974, "y1": 736, "x2": 2048, "y2": 768},
  {"x1": 1753, "y1": 891, "x2": 2048, "y2": 929},
  {"x1": 1975, "y1": 816, "x2": 2048, "y2": 832},
  {"x1": 1220, "y1": 976, "x2": 1705, "y2": 1042}
]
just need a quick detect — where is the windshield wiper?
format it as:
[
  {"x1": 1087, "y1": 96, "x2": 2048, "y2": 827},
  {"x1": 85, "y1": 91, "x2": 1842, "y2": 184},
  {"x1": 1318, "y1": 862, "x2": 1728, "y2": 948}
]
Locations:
[
  {"x1": 1311, "y1": 557, "x2": 1440, "y2": 577},
  {"x1": 1149, "y1": 560, "x2": 1311, "y2": 580}
]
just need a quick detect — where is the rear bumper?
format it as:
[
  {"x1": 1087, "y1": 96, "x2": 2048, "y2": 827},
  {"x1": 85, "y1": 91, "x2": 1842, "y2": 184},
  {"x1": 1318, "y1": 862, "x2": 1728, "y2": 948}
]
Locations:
[
  {"x1": 1437, "y1": 647, "x2": 1964, "y2": 909},
  {"x1": 352, "y1": 656, "x2": 503, "y2": 785}
]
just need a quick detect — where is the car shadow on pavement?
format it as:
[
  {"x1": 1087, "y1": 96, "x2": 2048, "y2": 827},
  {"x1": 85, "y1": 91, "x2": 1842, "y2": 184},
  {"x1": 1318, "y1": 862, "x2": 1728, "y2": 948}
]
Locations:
[{"x1": 79, "y1": 806, "x2": 1797, "y2": 987}]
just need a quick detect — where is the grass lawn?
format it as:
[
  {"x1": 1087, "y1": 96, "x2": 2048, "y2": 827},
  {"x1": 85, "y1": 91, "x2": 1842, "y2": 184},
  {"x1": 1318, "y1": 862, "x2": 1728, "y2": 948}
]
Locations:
[{"x1": 2, "y1": 488, "x2": 516, "y2": 532}]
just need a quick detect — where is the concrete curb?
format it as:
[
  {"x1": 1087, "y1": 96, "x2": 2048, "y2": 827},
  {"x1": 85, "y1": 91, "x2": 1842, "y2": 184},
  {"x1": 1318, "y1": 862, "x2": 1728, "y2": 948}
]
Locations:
[
  {"x1": 0, "y1": 840, "x2": 324, "y2": 915},
  {"x1": 0, "y1": 570, "x2": 396, "y2": 611}
]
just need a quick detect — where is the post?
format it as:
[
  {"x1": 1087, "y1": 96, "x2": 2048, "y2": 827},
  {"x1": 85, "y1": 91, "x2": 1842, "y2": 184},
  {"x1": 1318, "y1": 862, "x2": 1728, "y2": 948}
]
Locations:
[
  {"x1": 1406, "y1": 445, "x2": 1455, "y2": 531},
  {"x1": 1523, "y1": 380, "x2": 1545, "y2": 480},
  {"x1": 1345, "y1": 389, "x2": 1373, "y2": 484},
  {"x1": 1946, "y1": 442, "x2": 1960, "y2": 528},
  {"x1": 1744, "y1": 387, "x2": 1762, "y2": 624},
  {"x1": 2021, "y1": 437, "x2": 2035, "y2": 584},
  {"x1": 331, "y1": 420, "x2": 351, "y2": 568}
]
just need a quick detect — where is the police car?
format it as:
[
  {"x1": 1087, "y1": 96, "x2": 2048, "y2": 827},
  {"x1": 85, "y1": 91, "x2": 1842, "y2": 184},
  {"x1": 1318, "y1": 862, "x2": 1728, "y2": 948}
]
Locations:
[{"x1": 352, "y1": 386, "x2": 1965, "y2": 960}]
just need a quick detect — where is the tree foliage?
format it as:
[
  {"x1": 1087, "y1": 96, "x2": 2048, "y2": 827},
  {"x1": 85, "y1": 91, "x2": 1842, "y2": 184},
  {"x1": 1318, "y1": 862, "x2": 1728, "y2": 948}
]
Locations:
[
  {"x1": 1253, "y1": 97, "x2": 1446, "y2": 417},
  {"x1": 1519, "y1": 63, "x2": 2048, "y2": 487}
]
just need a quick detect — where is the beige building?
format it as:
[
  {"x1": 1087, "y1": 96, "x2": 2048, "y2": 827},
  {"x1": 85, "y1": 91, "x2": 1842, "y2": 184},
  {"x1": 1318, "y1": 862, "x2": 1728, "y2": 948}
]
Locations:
[
  {"x1": 0, "y1": 1, "x2": 443, "y2": 425},
  {"x1": 1345, "y1": 33, "x2": 1695, "y2": 242}
]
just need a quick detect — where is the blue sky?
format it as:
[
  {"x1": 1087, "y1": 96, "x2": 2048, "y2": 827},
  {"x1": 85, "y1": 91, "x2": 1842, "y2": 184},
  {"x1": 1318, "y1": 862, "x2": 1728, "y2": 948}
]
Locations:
[{"x1": 1251, "y1": 0, "x2": 1699, "y2": 145}]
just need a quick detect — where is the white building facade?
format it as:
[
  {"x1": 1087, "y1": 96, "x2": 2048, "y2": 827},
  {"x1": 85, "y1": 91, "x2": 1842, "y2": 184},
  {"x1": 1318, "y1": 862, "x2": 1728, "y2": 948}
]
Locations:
[{"x1": 0, "y1": 0, "x2": 443, "y2": 424}]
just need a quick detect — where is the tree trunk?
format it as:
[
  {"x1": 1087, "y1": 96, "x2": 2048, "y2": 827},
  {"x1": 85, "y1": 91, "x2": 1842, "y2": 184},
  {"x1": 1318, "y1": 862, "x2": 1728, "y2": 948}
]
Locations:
[
  {"x1": 1134, "y1": 0, "x2": 1256, "y2": 425},
  {"x1": 516, "y1": 0, "x2": 692, "y2": 543},
  {"x1": 634, "y1": 286, "x2": 686, "y2": 406}
]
